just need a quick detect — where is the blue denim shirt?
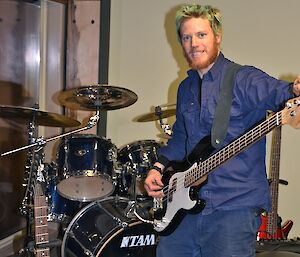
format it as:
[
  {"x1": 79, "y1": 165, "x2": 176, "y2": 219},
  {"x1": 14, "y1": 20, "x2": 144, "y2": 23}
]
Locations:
[{"x1": 158, "y1": 52, "x2": 293, "y2": 214}]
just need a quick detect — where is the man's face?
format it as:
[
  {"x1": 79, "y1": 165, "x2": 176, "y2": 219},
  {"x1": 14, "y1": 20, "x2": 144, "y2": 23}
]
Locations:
[{"x1": 180, "y1": 17, "x2": 221, "y2": 72}]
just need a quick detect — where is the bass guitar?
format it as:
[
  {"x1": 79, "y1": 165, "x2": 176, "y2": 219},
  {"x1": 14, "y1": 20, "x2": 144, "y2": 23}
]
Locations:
[
  {"x1": 258, "y1": 126, "x2": 293, "y2": 240},
  {"x1": 152, "y1": 97, "x2": 300, "y2": 236}
]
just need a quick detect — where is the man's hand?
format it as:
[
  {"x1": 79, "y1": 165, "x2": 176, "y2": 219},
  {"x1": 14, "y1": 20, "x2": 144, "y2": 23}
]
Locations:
[
  {"x1": 144, "y1": 168, "x2": 164, "y2": 198},
  {"x1": 293, "y1": 75, "x2": 300, "y2": 95}
]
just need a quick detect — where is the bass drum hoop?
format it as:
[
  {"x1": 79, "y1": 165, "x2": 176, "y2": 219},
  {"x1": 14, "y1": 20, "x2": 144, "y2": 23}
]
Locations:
[
  {"x1": 95, "y1": 220, "x2": 144, "y2": 256},
  {"x1": 61, "y1": 196, "x2": 139, "y2": 257}
]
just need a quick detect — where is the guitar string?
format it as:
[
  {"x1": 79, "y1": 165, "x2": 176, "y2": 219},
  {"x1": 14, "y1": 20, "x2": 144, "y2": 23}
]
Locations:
[
  {"x1": 267, "y1": 127, "x2": 282, "y2": 235},
  {"x1": 158, "y1": 111, "x2": 283, "y2": 205},
  {"x1": 160, "y1": 115, "x2": 280, "y2": 203}
]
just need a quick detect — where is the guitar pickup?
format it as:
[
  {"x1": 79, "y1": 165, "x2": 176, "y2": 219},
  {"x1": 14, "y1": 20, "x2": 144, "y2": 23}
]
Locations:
[{"x1": 168, "y1": 178, "x2": 177, "y2": 203}]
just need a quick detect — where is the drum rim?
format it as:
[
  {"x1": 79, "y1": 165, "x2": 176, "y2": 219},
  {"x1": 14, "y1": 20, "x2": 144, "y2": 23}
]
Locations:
[
  {"x1": 95, "y1": 220, "x2": 143, "y2": 257},
  {"x1": 58, "y1": 134, "x2": 117, "y2": 150},
  {"x1": 58, "y1": 169, "x2": 115, "y2": 178},
  {"x1": 64, "y1": 133, "x2": 109, "y2": 140},
  {"x1": 61, "y1": 196, "x2": 132, "y2": 257},
  {"x1": 118, "y1": 139, "x2": 161, "y2": 153}
]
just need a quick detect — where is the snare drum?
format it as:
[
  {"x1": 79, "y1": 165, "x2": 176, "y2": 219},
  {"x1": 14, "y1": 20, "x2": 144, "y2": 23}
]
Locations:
[
  {"x1": 61, "y1": 197, "x2": 158, "y2": 257},
  {"x1": 56, "y1": 134, "x2": 117, "y2": 201}
]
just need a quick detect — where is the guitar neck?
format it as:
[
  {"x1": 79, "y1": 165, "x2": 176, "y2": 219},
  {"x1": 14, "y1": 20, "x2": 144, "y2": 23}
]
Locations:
[
  {"x1": 186, "y1": 111, "x2": 282, "y2": 186},
  {"x1": 34, "y1": 184, "x2": 50, "y2": 257},
  {"x1": 266, "y1": 126, "x2": 282, "y2": 236}
]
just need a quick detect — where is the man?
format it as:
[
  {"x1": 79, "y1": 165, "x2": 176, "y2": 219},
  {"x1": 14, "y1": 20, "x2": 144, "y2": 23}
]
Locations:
[{"x1": 144, "y1": 4, "x2": 300, "y2": 257}]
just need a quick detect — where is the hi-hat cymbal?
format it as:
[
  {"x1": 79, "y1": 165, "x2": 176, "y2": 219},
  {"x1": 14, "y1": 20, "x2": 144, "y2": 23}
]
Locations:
[
  {"x1": 0, "y1": 105, "x2": 80, "y2": 127},
  {"x1": 135, "y1": 108, "x2": 176, "y2": 122},
  {"x1": 58, "y1": 85, "x2": 138, "y2": 111}
]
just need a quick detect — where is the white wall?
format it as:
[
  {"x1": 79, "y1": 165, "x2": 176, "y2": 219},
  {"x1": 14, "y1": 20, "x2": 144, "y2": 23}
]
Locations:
[{"x1": 108, "y1": 0, "x2": 300, "y2": 237}]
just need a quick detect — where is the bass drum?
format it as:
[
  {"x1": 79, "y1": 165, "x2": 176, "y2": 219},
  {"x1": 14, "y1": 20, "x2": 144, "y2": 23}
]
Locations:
[{"x1": 61, "y1": 197, "x2": 158, "y2": 257}]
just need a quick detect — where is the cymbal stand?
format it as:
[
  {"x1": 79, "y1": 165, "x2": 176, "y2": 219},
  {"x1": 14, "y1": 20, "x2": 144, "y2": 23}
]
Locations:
[
  {"x1": 155, "y1": 105, "x2": 173, "y2": 136},
  {"x1": 19, "y1": 108, "x2": 46, "y2": 255},
  {"x1": 1, "y1": 110, "x2": 100, "y2": 157},
  {"x1": 3, "y1": 110, "x2": 100, "y2": 255}
]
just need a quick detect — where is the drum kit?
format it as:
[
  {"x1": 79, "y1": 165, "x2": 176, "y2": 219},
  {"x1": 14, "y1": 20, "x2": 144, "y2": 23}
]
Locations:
[{"x1": 0, "y1": 84, "x2": 175, "y2": 257}]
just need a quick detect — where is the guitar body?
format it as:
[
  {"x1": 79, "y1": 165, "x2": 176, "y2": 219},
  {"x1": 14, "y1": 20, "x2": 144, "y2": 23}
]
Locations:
[
  {"x1": 153, "y1": 136, "x2": 213, "y2": 235},
  {"x1": 258, "y1": 214, "x2": 293, "y2": 240}
]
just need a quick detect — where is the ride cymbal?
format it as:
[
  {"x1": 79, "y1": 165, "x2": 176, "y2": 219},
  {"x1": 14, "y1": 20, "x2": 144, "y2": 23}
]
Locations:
[
  {"x1": 0, "y1": 105, "x2": 80, "y2": 127},
  {"x1": 58, "y1": 85, "x2": 138, "y2": 111},
  {"x1": 135, "y1": 108, "x2": 176, "y2": 122}
]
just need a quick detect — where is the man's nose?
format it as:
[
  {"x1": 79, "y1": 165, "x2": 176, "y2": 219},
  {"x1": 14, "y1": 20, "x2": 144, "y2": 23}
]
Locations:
[{"x1": 191, "y1": 35, "x2": 200, "y2": 47}]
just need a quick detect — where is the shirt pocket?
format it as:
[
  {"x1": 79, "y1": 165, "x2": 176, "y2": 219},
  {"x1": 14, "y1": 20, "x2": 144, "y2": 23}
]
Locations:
[{"x1": 180, "y1": 101, "x2": 201, "y2": 138}]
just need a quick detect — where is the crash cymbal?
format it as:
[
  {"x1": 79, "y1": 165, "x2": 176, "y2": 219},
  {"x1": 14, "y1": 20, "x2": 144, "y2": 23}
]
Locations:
[
  {"x1": 136, "y1": 108, "x2": 176, "y2": 122},
  {"x1": 58, "y1": 85, "x2": 138, "y2": 111},
  {"x1": 0, "y1": 105, "x2": 80, "y2": 127}
]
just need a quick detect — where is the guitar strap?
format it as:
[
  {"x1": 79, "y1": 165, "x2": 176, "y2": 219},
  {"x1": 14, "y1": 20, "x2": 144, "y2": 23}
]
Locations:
[{"x1": 211, "y1": 62, "x2": 242, "y2": 148}]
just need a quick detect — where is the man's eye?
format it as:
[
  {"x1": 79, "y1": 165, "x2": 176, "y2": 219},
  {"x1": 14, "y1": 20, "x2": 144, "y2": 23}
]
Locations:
[
  {"x1": 197, "y1": 32, "x2": 206, "y2": 38},
  {"x1": 181, "y1": 35, "x2": 191, "y2": 42}
]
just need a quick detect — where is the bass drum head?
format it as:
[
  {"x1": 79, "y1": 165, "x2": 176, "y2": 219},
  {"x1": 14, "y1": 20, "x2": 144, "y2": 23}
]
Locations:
[{"x1": 61, "y1": 197, "x2": 158, "y2": 257}]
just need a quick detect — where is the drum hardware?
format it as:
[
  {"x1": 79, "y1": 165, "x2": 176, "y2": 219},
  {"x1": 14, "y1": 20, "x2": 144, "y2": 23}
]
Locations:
[
  {"x1": 67, "y1": 231, "x2": 94, "y2": 257},
  {"x1": 154, "y1": 105, "x2": 173, "y2": 137},
  {"x1": 0, "y1": 104, "x2": 83, "y2": 255},
  {"x1": 135, "y1": 104, "x2": 176, "y2": 122},
  {"x1": 1, "y1": 111, "x2": 98, "y2": 157},
  {"x1": 135, "y1": 104, "x2": 175, "y2": 137}
]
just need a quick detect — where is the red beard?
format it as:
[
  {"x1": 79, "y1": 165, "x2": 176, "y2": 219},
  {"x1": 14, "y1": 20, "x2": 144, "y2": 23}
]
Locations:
[{"x1": 184, "y1": 41, "x2": 219, "y2": 70}]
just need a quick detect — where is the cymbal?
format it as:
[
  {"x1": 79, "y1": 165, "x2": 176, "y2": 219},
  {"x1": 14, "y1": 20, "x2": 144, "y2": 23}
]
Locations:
[
  {"x1": 156, "y1": 133, "x2": 172, "y2": 140},
  {"x1": 58, "y1": 85, "x2": 138, "y2": 111},
  {"x1": 136, "y1": 108, "x2": 176, "y2": 122},
  {"x1": 0, "y1": 105, "x2": 81, "y2": 127}
]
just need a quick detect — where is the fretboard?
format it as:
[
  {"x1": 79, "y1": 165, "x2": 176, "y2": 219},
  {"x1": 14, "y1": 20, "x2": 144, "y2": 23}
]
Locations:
[
  {"x1": 266, "y1": 126, "x2": 282, "y2": 236},
  {"x1": 185, "y1": 110, "x2": 282, "y2": 186},
  {"x1": 34, "y1": 184, "x2": 50, "y2": 257}
]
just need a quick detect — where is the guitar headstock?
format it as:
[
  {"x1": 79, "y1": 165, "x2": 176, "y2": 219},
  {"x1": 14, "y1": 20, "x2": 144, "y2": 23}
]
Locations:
[{"x1": 282, "y1": 97, "x2": 300, "y2": 128}]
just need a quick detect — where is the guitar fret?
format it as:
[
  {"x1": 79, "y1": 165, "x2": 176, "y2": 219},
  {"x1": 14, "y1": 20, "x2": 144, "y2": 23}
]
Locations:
[
  {"x1": 36, "y1": 234, "x2": 49, "y2": 243},
  {"x1": 36, "y1": 248, "x2": 50, "y2": 257},
  {"x1": 34, "y1": 183, "x2": 50, "y2": 257},
  {"x1": 35, "y1": 224, "x2": 48, "y2": 228}
]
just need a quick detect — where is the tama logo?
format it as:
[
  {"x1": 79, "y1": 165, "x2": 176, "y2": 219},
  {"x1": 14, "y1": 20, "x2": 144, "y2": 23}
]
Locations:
[{"x1": 120, "y1": 234, "x2": 156, "y2": 248}]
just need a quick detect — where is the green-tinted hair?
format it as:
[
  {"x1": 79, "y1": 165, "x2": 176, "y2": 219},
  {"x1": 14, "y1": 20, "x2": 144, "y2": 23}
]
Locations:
[{"x1": 175, "y1": 4, "x2": 222, "y2": 42}]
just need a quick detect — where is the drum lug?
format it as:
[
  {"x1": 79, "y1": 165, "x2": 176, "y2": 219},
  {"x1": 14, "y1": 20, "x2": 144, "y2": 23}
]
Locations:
[{"x1": 114, "y1": 217, "x2": 129, "y2": 228}]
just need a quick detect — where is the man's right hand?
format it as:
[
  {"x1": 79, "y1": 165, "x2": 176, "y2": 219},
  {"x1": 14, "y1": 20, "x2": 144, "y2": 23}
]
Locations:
[{"x1": 144, "y1": 167, "x2": 164, "y2": 198}]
